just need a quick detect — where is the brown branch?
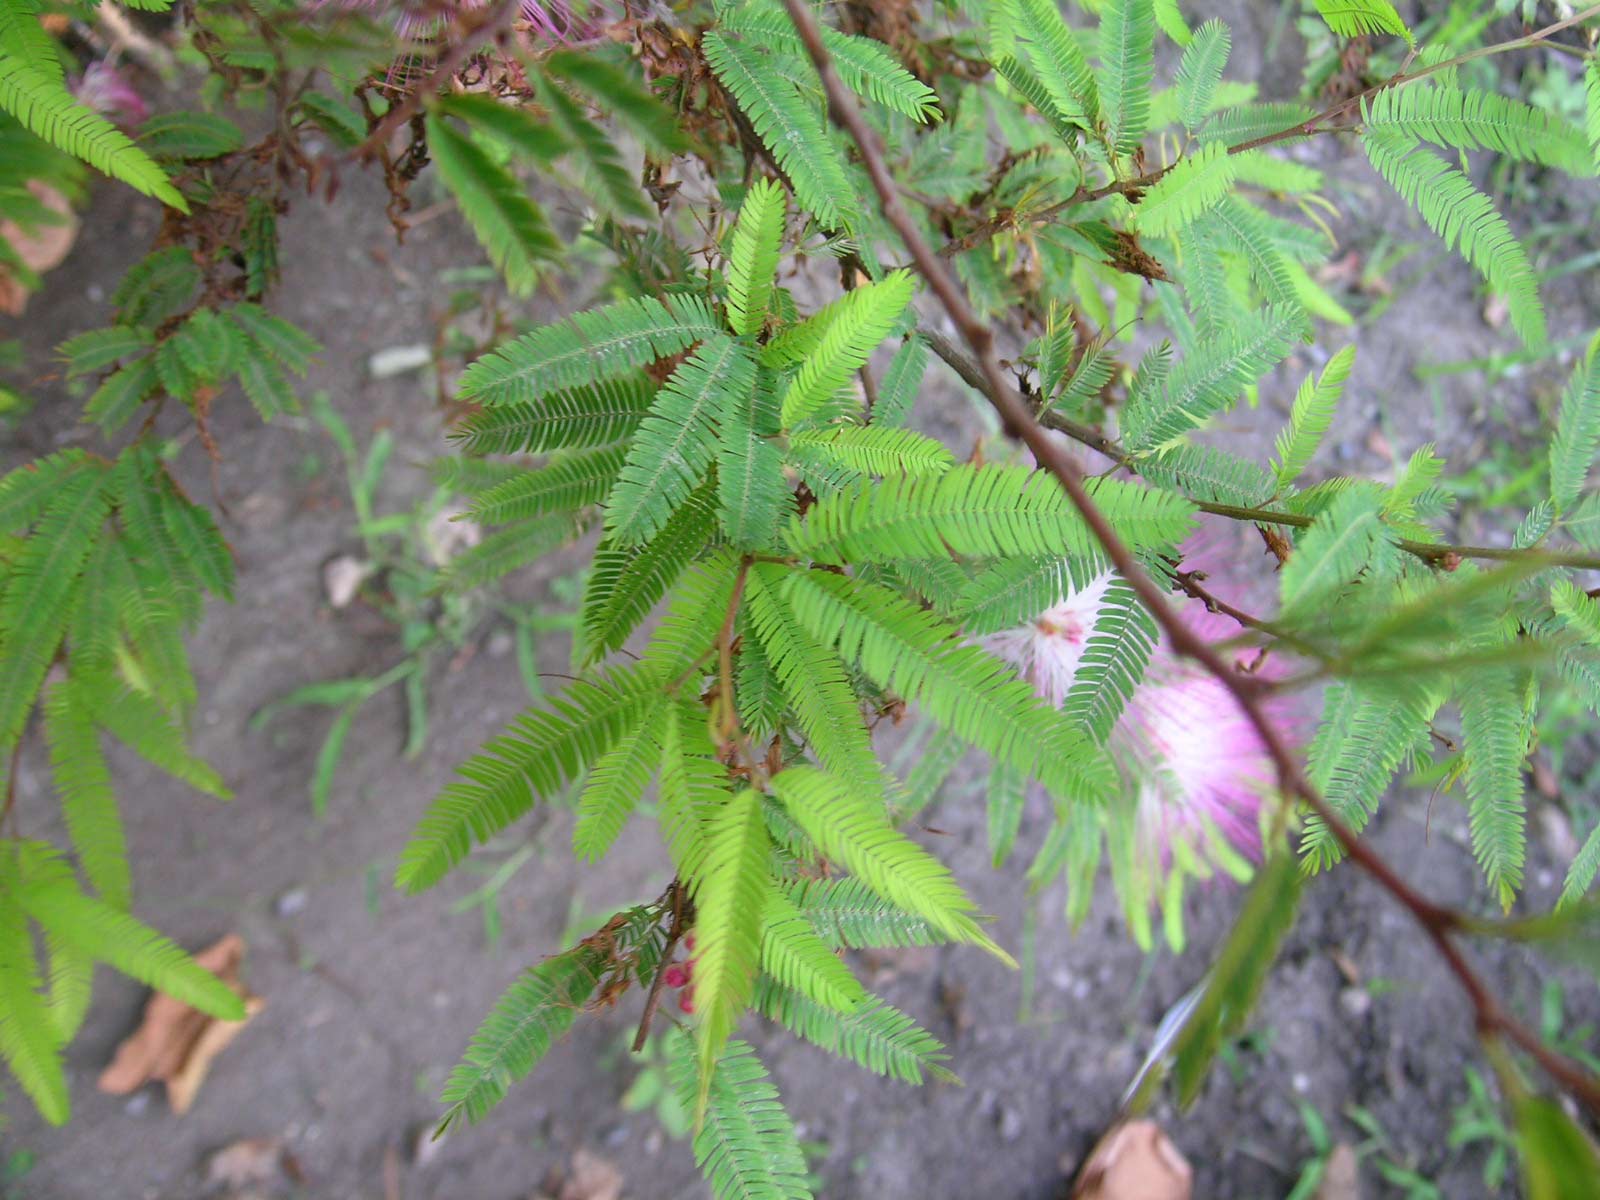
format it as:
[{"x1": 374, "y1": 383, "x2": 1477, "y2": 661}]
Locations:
[
  {"x1": 780, "y1": 0, "x2": 1600, "y2": 1119},
  {"x1": 632, "y1": 879, "x2": 686, "y2": 1052},
  {"x1": 923, "y1": 329, "x2": 1600, "y2": 574}
]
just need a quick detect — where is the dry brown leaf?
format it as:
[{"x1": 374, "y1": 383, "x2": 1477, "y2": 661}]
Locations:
[
  {"x1": 1070, "y1": 1120, "x2": 1192, "y2": 1200},
  {"x1": 98, "y1": 933, "x2": 263, "y2": 1114},
  {"x1": 1314, "y1": 1143, "x2": 1363, "y2": 1200},
  {"x1": 535, "y1": 1149, "x2": 624, "y2": 1200},
  {"x1": 204, "y1": 1138, "x2": 285, "y2": 1191},
  {"x1": 0, "y1": 182, "x2": 80, "y2": 315}
]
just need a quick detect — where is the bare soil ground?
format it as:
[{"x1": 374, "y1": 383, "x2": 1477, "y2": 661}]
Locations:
[{"x1": 4, "y1": 6, "x2": 1600, "y2": 1198}]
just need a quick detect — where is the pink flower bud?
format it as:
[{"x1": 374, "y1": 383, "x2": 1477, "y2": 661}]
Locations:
[{"x1": 662, "y1": 963, "x2": 689, "y2": 989}]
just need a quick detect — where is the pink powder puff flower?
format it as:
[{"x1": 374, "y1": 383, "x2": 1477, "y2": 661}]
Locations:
[
  {"x1": 315, "y1": 0, "x2": 602, "y2": 43},
  {"x1": 75, "y1": 63, "x2": 149, "y2": 127},
  {"x1": 987, "y1": 567, "x2": 1296, "y2": 949}
]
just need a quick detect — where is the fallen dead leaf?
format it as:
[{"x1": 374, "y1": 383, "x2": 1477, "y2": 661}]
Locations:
[
  {"x1": 98, "y1": 933, "x2": 263, "y2": 1115},
  {"x1": 535, "y1": 1149, "x2": 624, "y2": 1200},
  {"x1": 1070, "y1": 1120, "x2": 1192, "y2": 1200},
  {"x1": 1314, "y1": 1143, "x2": 1363, "y2": 1200},
  {"x1": 204, "y1": 1138, "x2": 285, "y2": 1191},
  {"x1": 0, "y1": 182, "x2": 80, "y2": 315}
]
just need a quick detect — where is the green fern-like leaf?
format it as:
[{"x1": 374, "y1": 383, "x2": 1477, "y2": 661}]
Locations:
[
  {"x1": 1459, "y1": 664, "x2": 1527, "y2": 907},
  {"x1": 577, "y1": 484, "x2": 717, "y2": 665},
  {"x1": 396, "y1": 664, "x2": 662, "y2": 892},
  {"x1": 17, "y1": 854, "x2": 244, "y2": 1019},
  {"x1": 719, "y1": 5, "x2": 940, "y2": 123},
  {"x1": 0, "y1": 885, "x2": 69, "y2": 1125},
  {"x1": 744, "y1": 564, "x2": 884, "y2": 797},
  {"x1": 459, "y1": 298, "x2": 720, "y2": 407},
  {"x1": 571, "y1": 703, "x2": 665, "y2": 862},
  {"x1": 0, "y1": 449, "x2": 91, "y2": 533},
  {"x1": 1123, "y1": 304, "x2": 1301, "y2": 452},
  {"x1": 637, "y1": 548, "x2": 744, "y2": 684},
  {"x1": 788, "y1": 465, "x2": 1194, "y2": 563},
  {"x1": 466, "y1": 446, "x2": 625, "y2": 525},
  {"x1": 769, "y1": 765, "x2": 1011, "y2": 961},
  {"x1": 1141, "y1": 443, "x2": 1275, "y2": 507},
  {"x1": 1135, "y1": 141, "x2": 1248, "y2": 236},
  {"x1": 436, "y1": 943, "x2": 605, "y2": 1132},
  {"x1": 780, "y1": 568, "x2": 1113, "y2": 800},
  {"x1": 451, "y1": 376, "x2": 657, "y2": 456},
  {"x1": 726, "y1": 177, "x2": 787, "y2": 338},
  {"x1": 1273, "y1": 345, "x2": 1356, "y2": 490},
  {"x1": 426, "y1": 112, "x2": 559, "y2": 295},
  {"x1": 1198, "y1": 196, "x2": 1303, "y2": 323},
  {"x1": 719, "y1": 372, "x2": 790, "y2": 548},
  {"x1": 0, "y1": 52, "x2": 185, "y2": 210},
  {"x1": 690, "y1": 789, "x2": 771, "y2": 1104},
  {"x1": 986, "y1": 760, "x2": 1027, "y2": 868},
  {"x1": 439, "y1": 516, "x2": 579, "y2": 592},
  {"x1": 1061, "y1": 574, "x2": 1157, "y2": 743},
  {"x1": 534, "y1": 74, "x2": 653, "y2": 220},
  {"x1": 759, "y1": 885, "x2": 866, "y2": 1013},
  {"x1": 1297, "y1": 679, "x2": 1437, "y2": 870},
  {"x1": 666, "y1": 1031, "x2": 813, "y2": 1200},
  {"x1": 656, "y1": 701, "x2": 731, "y2": 881},
  {"x1": 606, "y1": 335, "x2": 756, "y2": 545},
  {"x1": 778, "y1": 273, "x2": 915, "y2": 428},
  {"x1": 1550, "y1": 338, "x2": 1600, "y2": 513},
  {"x1": 91, "y1": 682, "x2": 229, "y2": 799},
  {"x1": 43, "y1": 680, "x2": 129, "y2": 909},
  {"x1": 780, "y1": 875, "x2": 946, "y2": 948},
  {"x1": 703, "y1": 30, "x2": 857, "y2": 230},
  {"x1": 994, "y1": 0, "x2": 1100, "y2": 127},
  {"x1": 1174, "y1": 20, "x2": 1230, "y2": 133},
  {"x1": 752, "y1": 976, "x2": 955, "y2": 1084},
  {"x1": 872, "y1": 334, "x2": 928, "y2": 428},
  {"x1": 1313, "y1": 0, "x2": 1412, "y2": 44},
  {"x1": 59, "y1": 326, "x2": 153, "y2": 378},
  {"x1": 0, "y1": 465, "x2": 110, "y2": 758},
  {"x1": 1097, "y1": 0, "x2": 1155, "y2": 157},
  {"x1": 1364, "y1": 85, "x2": 1592, "y2": 176},
  {"x1": 1363, "y1": 127, "x2": 1544, "y2": 347},
  {"x1": 1587, "y1": 57, "x2": 1600, "y2": 171},
  {"x1": 956, "y1": 555, "x2": 1104, "y2": 636},
  {"x1": 543, "y1": 48, "x2": 690, "y2": 157},
  {"x1": 785, "y1": 425, "x2": 955, "y2": 482}
]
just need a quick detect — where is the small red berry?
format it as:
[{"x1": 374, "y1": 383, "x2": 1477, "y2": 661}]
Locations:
[
  {"x1": 678, "y1": 984, "x2": 696, "y2": 1014},
  {"x1": 663, "y1": 963, "x2": 689, "y2": 989},
  {"x1": 683, "y1": 931, "x2": 696, "y2": 951}
]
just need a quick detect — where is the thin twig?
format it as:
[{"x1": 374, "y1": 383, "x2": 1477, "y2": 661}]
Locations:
[
  {"x1": 633, "y1": 879, "x2": 686, "y2": 1052},
  {"x1": 780, "y1": 0, "x2": 1600, "y2": 1119}
]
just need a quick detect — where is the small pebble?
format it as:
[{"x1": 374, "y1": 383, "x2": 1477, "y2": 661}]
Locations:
[
  {"x1": 1339, "y1": 987, "x2": 1372, "y2": 1019},
  {"x1": 1291, "y1": 1072, "x2": 1312, "y2": 1094},
  {"x1": 368, "y1": 344, "x2": 432, "y2": 378},
  {"x1": 275, "y1": 887, "x2": 309, "y2": 918},
  {"x1": 997, "y1": 1106, "x2": 1024, "y2": 1143}
]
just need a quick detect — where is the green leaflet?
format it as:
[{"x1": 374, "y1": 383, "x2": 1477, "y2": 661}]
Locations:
[
  {"x1": 1363, "y1": 127, "x2": 1544, "y2": 348},
  {"x1": 1096, "y1": 0, "x2": 1155, "y2": 157},
  {"x1": 395, "y1": 663, "x2": 662, "y2": 892},
  {"x1": 777, "y1": 272, "x2": 915, "y2": 428},
  {"x1": 725, "y1": 177, "x2": 786, "y2": 338},
  {"x1": 666, "y1": 1031, "x2": 812, "y2": 1200},
  {"x1": 606, "y1": 335, "x2": 756, "y2": 545},
  {"x1": 689, "y1": 789, "x2": 770, "y2": 1108},
  {"x1": 1174, "y1": 20, "x2": 1230, "y2": 133},
  {"x1": 1549, "y1": 337, "x2": 1600, "y2": 513},
  {"x1": 1273, "y1": 345, "x2": 1356, "y2": 491},
  {"x1": 426, "y1": 112, "x2": 559, "y2": 295},
  {"x1": 458, "y1": 298, "x2": 720, "y2": 407},
  {"x1": 703, "y1": 30, "x2": 858, "y2": 230},
  {"x1": 437, "y1": 941, "x2": 606, "y2": 1131},
  {"x1": 743, "y1": 563, "x2": 884, "y2": 798},
  {"x1": 780, "y1": 568, "x2": 1113, "y2": 800},
  {"x1": 788, "y1": 464, "x2": 1194, "y2": 563},
  {"x1": 752, "y1": 976, "x2": 955, "y2": 1085},
  {"x1": 769, "y1": 765, "x2": 1011, "y2": 962}
]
